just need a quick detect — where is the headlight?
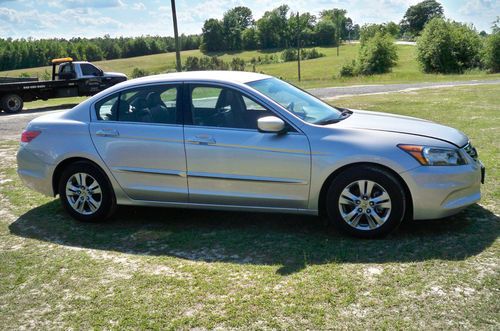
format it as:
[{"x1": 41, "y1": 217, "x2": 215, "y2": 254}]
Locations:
[{"x1": 398, "y1": 144, "x2": 466, "y2": 166}]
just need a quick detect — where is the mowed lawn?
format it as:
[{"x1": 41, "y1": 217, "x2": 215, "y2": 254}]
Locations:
[{"x1": 0, "y1": 84, "x2": 498, "y2": 329}]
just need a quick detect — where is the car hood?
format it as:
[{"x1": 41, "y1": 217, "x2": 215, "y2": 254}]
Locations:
[
  {"x1": 332, "y1": 109, "x2": 468, "y2": 147},
  {"x1": 104, "y1": 72, "x2": 127, "y2": 79}
]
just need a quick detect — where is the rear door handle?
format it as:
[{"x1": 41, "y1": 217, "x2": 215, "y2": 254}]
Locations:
[
  {"x1": 96, "y1": 129, "x2": 119, "y2": 137},
  {"x1": 187, "y1": 135, "x2": 216, "y2": 145}
]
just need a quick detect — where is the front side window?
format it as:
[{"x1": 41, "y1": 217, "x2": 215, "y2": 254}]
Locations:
[
  {"x1": 95, "y1": 85, "x2": 178, "y2": 124},
  {"x1": 190, "y1": 85, "x2": 272, "y2": 130},
  {"x1": 247, "y1": 78, "x2": 345, "y2": 124}
]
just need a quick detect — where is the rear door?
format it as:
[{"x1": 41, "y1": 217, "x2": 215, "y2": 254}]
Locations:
[
  {"x1": 183, "y1": 84, "x2": 311, "y2": 209},
  {"x1": 89, "y1": 83, "x2": 188, "y2": 202}
]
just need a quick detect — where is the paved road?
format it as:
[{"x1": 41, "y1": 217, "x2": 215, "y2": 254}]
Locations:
[
  {"x1": 1, "y1": 79, "x2": 499, "y2": 140},
  {"x1": 309, "y1": 79, "x2": 500, "y2": 99}
]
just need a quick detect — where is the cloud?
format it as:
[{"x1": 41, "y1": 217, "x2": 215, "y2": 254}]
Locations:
[{"x1": 132, "y1": 2, "x2": 146, "y2": 10}]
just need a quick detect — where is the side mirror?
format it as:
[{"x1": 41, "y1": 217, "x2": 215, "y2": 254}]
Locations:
[{"x1": 257, "y1": 116, "x2": 286, "y2": 134}]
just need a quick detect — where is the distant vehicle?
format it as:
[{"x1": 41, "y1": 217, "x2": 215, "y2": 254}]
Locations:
[
  {"x1": 17, "y1": 71, "x2": 485, "y2": 238},
  {"x1": 0, "y1": 57, "x2": 127, "y2": 113}
]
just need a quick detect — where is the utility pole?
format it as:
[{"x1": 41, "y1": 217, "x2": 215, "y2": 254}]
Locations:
[
  {"x1": 171, "y1": 0, "x2": 181, "y2": 72},
  {"x1": 296, "y1": 12, "x2": 301, "y2": 82},
  {"x1": 336, "y1": 18, "x2": 340, "y2": 56}
]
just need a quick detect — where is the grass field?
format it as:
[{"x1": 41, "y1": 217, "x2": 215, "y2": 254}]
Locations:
[
  {"x1": 0, "y1": 84, "x2": 498, "y2": 329},
  {"x1": 2, "y1": 44, "x2": 500, "y2": 90}
]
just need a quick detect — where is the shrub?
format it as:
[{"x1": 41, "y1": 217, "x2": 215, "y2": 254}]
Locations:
[
  {"x1": 230, "y1": 57, "x2": 246, "y2": 71},
  {"x1": 301, "y1": 48, "x2": 325, "y2": 60},
  {"x1": 338, "y1": 60, "x2": 358, "y2": 77},
  {"x1": 358, "y1": 32, "x2": 398, "y2": 74},
  {"x1": 131, "y1": 67, "x2": 150, "y2": 78},
  {"x1": 417, "y1": 18, "x2": 482, "y2": 73},
  {"x1": 281, "y1": 48, "x2": 298, "y2": 62},
  {"x1": 281, "y1": 48, "x2": 325, "y2": 62},
  {"x1": 19, "y1": 72, "x2": 31, "y2": 78},
  {"x1": 183, "y1": 56, "x2": 238, "y2": 71},
  {"x1": 482, "y1": 32, "x2": 500, "y2": 73}
]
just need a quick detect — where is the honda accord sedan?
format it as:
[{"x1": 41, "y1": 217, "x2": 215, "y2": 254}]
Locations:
[{"x1": 17, "y1": 71, "x2": 485, "y2": 238}]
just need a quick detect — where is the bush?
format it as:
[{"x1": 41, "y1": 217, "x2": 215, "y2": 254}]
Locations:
[
  {"x1": 301, "y1": 48, "x2": 325, "y2": 60},
  {"x1": 230, "y1": 57, "x2": 246, "y2": 71},
  {"x1": 184, "y1": 56, "x2": 239, "y2": 71},
  {"x1": 358, "y1": 32, "x2": 398, "y2": 74},
  {"x1": 281, "y1": 48, "x2": 298, "y2": 62},
  {"x1": 417, "y1": 18, "x2": 482, "y2": 73},
  {"x1": 281, "y1": 48, "x2": 325, "y2": 62},
  {"x1": 482, "y1": 32, "x2": 500, "y2": 73},
  {"x1": 131, "y1": 67, "x2": 150, "y2": 78},
  {"x1": 338, "y1": 60, "x2": 358, "y2": 77}
]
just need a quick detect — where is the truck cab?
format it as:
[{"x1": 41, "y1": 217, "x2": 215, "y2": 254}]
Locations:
[
  {"x1": 0, "y1": 58, "x2": 127, "y2": 113},
  {"x1": 55, "y1": 59, "x2": 127, "y2": 90}
]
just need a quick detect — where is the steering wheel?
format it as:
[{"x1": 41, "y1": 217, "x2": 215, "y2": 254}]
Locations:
[{"x1": 286, "y1": 102, "x2": 295, "y2": 112}]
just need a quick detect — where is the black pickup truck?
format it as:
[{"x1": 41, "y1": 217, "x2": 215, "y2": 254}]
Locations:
[{"x1": 0, "y1": 58, "x2": 127, "y2": 113}]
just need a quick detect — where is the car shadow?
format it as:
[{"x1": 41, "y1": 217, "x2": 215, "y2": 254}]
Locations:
[{"x1": 9, "y1": 201, "x2": 499, "y2": 275}]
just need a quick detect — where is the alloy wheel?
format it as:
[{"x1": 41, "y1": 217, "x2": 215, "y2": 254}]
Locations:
[{"x1": 338, "y1": 180, "x2": 392, "y2": 231}]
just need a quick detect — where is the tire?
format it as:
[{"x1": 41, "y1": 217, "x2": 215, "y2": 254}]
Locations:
[
  {"x1": 1, "y1": 94, "x2": 24, "y2": 113},
  {"x1": 326, "y1": 165, "x2": 406, "y2": 238},
  {"x1": 58, "y1": 161, "x2": 116, "y2": 222}
]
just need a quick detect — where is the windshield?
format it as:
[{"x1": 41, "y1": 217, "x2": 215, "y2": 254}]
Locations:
[{"x1": 247, "y1": 78, "x2": 344, "y2": 124}]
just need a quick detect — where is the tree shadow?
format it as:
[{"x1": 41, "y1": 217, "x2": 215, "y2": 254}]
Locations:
[{"x1": 9, "y1": 202, "x2": 498, "y2": 275}]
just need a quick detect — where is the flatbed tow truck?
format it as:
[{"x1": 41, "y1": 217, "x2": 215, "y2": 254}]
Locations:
[{"x1": 0, "y1": 57, "x2": 127, "y2": 113}]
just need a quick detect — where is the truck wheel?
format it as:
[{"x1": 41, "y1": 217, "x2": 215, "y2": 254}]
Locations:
[{"x1": 1, "y1": 94, "x2": 24, "y2": 113}]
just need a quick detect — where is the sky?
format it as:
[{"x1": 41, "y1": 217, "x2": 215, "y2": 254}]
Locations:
[{"x1": 0, "y1": 0, "x2": 498, "y2": 39}]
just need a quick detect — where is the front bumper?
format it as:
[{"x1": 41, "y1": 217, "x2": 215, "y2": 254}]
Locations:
[
  {"x1": 17, "y1": 146, "x2": 55, "y2": 197},
  {"x1": 400, "y1": 161, "x2": 483, "y2": 220}
]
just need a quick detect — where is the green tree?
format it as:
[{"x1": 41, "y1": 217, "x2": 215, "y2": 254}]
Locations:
[
  {"x1": 417, "y1": 18, "x2": 482, "y2": 73},
  {"x1": 257, "y1": 5, "x2": 290, "y2": 49},
  {"x1": 358, "y1": 32, "x2": 398, "y2": 74},
  {"x1": 482, "y1": 32, "x2": 500, "y2": 72},
  {"x1": 222, "y1": 7, "x2": 253, "y2": 51},
  {"x1": 242, "y1": 27, "x2": 259, "y2": 50},
  {"x1": 200, "y1": 19, "x2": 225, "y2": 52},
  {"x1": 401, "y1": 0, "x2": 444, "y2": 37}
]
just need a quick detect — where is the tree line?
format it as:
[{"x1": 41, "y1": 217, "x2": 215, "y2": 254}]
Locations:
[
  {"x1": 0, "y1": 34, "x2": 201, "y2": 71},
  {"x1": 200, "y1": 5, "x2": 360, "y2": 53}
]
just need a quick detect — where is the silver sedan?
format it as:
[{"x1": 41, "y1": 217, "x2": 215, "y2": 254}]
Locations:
[{"x1": 17, "y1": 71, "x2": 484, "y2": 238}]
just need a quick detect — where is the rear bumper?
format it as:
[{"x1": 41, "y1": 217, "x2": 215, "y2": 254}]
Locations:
[
  {"x1": 17, "y1": 146, "x2": 55, "y2": 197},
  {"x1": 400, "y1": 161, "x2": 482, "y2": 220}
]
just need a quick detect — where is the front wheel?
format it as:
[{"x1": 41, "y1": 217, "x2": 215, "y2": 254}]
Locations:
[
  {"x1": 1, "y1": 94, "x2": 24, "y2": 113},
  {"x1": 326, "y1": 165, "x2": 406, "y2": 238},
  {"x1": 58, "y1": 161, "x2": 116, "y2": 222}
]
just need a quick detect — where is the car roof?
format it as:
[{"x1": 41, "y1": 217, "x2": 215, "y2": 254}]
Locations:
[{"x1": 130, "y1": 71, "x2": 272, "y2": 85}]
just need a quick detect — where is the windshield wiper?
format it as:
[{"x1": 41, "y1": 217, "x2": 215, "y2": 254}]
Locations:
[{"x1": 315, "y1": 108, "x2": 352, "y2": 125}]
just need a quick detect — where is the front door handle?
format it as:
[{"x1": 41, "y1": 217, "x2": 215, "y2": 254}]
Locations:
[
  {"x1": 96, "y1": 129, "x2": 119, "y2": 137},
  {"x1": 187, "y1": 135, "x2": 216, "y2": 145}
]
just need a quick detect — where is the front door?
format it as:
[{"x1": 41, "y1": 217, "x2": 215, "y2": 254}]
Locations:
[
  {"x1": 184, "y1": 84, "x2": 311, "y2": 209},
  {"x1": 89, "y1": 83, "x2": 188, "y2": 202}
]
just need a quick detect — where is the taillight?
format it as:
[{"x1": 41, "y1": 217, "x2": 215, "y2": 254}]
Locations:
[{"x1": 21, "y1": 130, "x2": 41, "y2": 143}]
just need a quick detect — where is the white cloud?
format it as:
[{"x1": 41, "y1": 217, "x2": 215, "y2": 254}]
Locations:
[{"x1": 132, "y1": 2, "x2": 146, "y2": 10}]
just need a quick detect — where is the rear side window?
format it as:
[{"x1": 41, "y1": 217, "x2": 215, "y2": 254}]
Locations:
[
  {"x1": 94, "y1": 85, "x2": 179, "y2": 124},
  {"x1": 81, "y1": 63, "x2": 101, "y2": 76},
  {"x1": 95, "y1": 94, "x2": 119, "y2": 121}
]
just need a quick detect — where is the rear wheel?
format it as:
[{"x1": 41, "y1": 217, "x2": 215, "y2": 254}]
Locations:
[
  {"x1": 58, "y1": 161, "x2": 116, "y2": 222},
  {"x1": 326, "y1": 165, "x2": 406, "y2": 238},
  {"x1": 1, "y1": 94, "x2": 24, "y2": 113}
]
